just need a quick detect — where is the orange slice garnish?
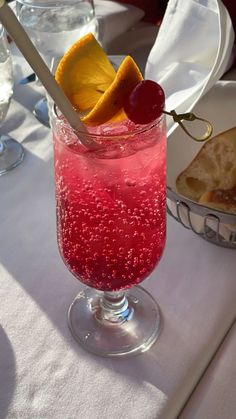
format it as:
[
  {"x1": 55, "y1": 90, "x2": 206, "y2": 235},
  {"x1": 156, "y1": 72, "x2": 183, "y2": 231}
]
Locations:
[
  {"x1": 82, "y1": 55, "x2": 143, "y2": 126},
  {"x1": 55, "y1": 33, "x2": 143, "y2": 126},
  {"x1": 55, "y1": 33, "x2": 116, "y2": 113}
]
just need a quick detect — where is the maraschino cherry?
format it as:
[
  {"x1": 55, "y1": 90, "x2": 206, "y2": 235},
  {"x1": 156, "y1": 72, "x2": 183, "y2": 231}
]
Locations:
[{"x1": 124, "y1": 80, "x2": 165, "y2": 124}]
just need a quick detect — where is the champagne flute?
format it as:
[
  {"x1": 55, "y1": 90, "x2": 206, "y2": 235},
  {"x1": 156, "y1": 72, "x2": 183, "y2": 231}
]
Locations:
[
  {"x1": 15, "y1": 0, "x2": 99, "y2": 126},
  {"x1": 0, "y1": 24, "x2": 24, "y2": 176}
]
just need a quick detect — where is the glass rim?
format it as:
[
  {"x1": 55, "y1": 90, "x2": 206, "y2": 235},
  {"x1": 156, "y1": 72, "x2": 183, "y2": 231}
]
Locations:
[
  {"x1": 53, "y1": 105, "x2": 165, "y2": 141},
  {"x1": 16, "y1": 0, "x2": 92, "y2": 6}
]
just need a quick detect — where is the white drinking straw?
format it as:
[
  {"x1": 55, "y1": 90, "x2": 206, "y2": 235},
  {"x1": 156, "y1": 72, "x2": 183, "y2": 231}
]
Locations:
[{"x1": 0, "y1": 0, "x2": 96, "y2": 149}]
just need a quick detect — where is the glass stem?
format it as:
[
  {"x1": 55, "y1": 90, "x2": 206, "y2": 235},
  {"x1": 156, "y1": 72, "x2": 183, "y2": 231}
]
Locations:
[
  {"x1": 0, "y1": 138, "x2": 6, "y2": 156},
  {"x1": 97, "y1": 291, "x2": 133, "y2": 324}
]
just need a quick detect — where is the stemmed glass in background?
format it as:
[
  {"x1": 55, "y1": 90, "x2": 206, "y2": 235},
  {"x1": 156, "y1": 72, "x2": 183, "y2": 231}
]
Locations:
[
  {"x1": 0, "y1": 24, "x2": 24, "y2": 176},
  {"x1": 15, "y1": 0, "x2": 99, "y2": 126}
]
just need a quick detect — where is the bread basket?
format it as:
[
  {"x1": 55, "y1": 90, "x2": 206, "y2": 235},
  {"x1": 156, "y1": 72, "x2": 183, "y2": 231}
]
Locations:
[
  {"x1": 166, "y1": 81, "x2": 236, "y2": 249},
  {"x1": 167, "y1": 187, "x2": 236, "y2": 248}
]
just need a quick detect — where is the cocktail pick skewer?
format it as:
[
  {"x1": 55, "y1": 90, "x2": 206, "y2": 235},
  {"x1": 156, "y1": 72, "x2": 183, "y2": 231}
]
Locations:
[
  {"x1": 0, "y1": 0, "x2": 97, "y2": 149},
  {"x1": 163, "y1": 110, "x2": 213, "y2": 141}
]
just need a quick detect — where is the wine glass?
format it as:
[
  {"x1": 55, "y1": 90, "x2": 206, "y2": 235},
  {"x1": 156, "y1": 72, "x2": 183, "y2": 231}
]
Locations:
[
  {"x1": 52, "y1": 113, "x2": 166, "y2": 357},
  {"x1": 15, "y1": 0, "x2": 99, "y2": 127},
  {"x1": 0, "y1": 24, "x2": 24, "y2": 176}
]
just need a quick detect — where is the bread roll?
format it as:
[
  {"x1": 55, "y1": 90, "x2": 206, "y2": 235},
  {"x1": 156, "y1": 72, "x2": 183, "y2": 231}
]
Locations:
[
  {"x1": 176, "y1": 126, "x2": 236, "y2": 203},
  {"x1": 199, "y1": 187, "x2": 236, "y2": 214}
]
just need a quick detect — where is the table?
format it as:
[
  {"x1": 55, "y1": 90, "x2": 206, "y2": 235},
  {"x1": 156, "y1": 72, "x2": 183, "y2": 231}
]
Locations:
[
  {"x1": 1, "y1": 42, "x2": 236, "y2": 419},
  {"x1": 180, "y1": 321, "x2": 236, "y2": 418}
]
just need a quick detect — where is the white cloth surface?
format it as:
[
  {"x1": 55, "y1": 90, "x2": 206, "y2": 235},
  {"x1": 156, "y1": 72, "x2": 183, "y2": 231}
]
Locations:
[
  {"x1": 95, "y1": 0, "x2": 145, "y2": 47},
  {"x1": 145, "y1": 0, "x2": 235, "y2": 136},
  {"x1": 1, "y1": 45, "x2": 236, "y2": 419},
  {"x1": 179, "y1": 321, "x2": 236, "y2": 419}
]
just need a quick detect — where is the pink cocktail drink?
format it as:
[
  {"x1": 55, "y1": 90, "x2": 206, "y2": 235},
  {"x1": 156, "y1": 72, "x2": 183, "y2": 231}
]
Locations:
[{"x1": 53, "y1": 117, "x2": 166, "y2": 292}]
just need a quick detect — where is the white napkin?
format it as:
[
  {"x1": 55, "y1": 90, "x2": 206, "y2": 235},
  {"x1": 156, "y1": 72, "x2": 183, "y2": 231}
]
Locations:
[
  {"x1": 145, "y1": 0, "x2": 235, "y2": 136},
  {"x1": 94, "y1": 0, "x2": 145, "y2": 48}
]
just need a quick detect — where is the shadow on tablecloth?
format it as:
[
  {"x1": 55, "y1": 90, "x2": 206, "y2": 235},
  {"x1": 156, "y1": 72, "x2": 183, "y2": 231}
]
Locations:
[{"x1": 0, "y1": 326, "x2": 16, "y2": 419}]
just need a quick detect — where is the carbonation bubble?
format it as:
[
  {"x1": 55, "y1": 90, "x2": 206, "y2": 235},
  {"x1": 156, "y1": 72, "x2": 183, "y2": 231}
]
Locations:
[{"x1": 125, "y1": 179, "x2": 136, "y2": 187}]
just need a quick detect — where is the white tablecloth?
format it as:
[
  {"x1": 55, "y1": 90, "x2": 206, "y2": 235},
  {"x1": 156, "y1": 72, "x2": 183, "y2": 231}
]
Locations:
[
  {"x1": 1, "y1": 43, "x2": 236, "y2": 419},
  {"x1": 180, "y1": 321, "x2": 236, "y2": 419}
]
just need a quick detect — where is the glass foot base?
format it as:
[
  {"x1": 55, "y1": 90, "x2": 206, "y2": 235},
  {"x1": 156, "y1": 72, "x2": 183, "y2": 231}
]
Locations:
[
  {"x1": 0, "y1": 135, "x2": 24, "y2": 176},
  {"x1": 68, "y1": 286, "x2": 161, "y2": 358}
]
